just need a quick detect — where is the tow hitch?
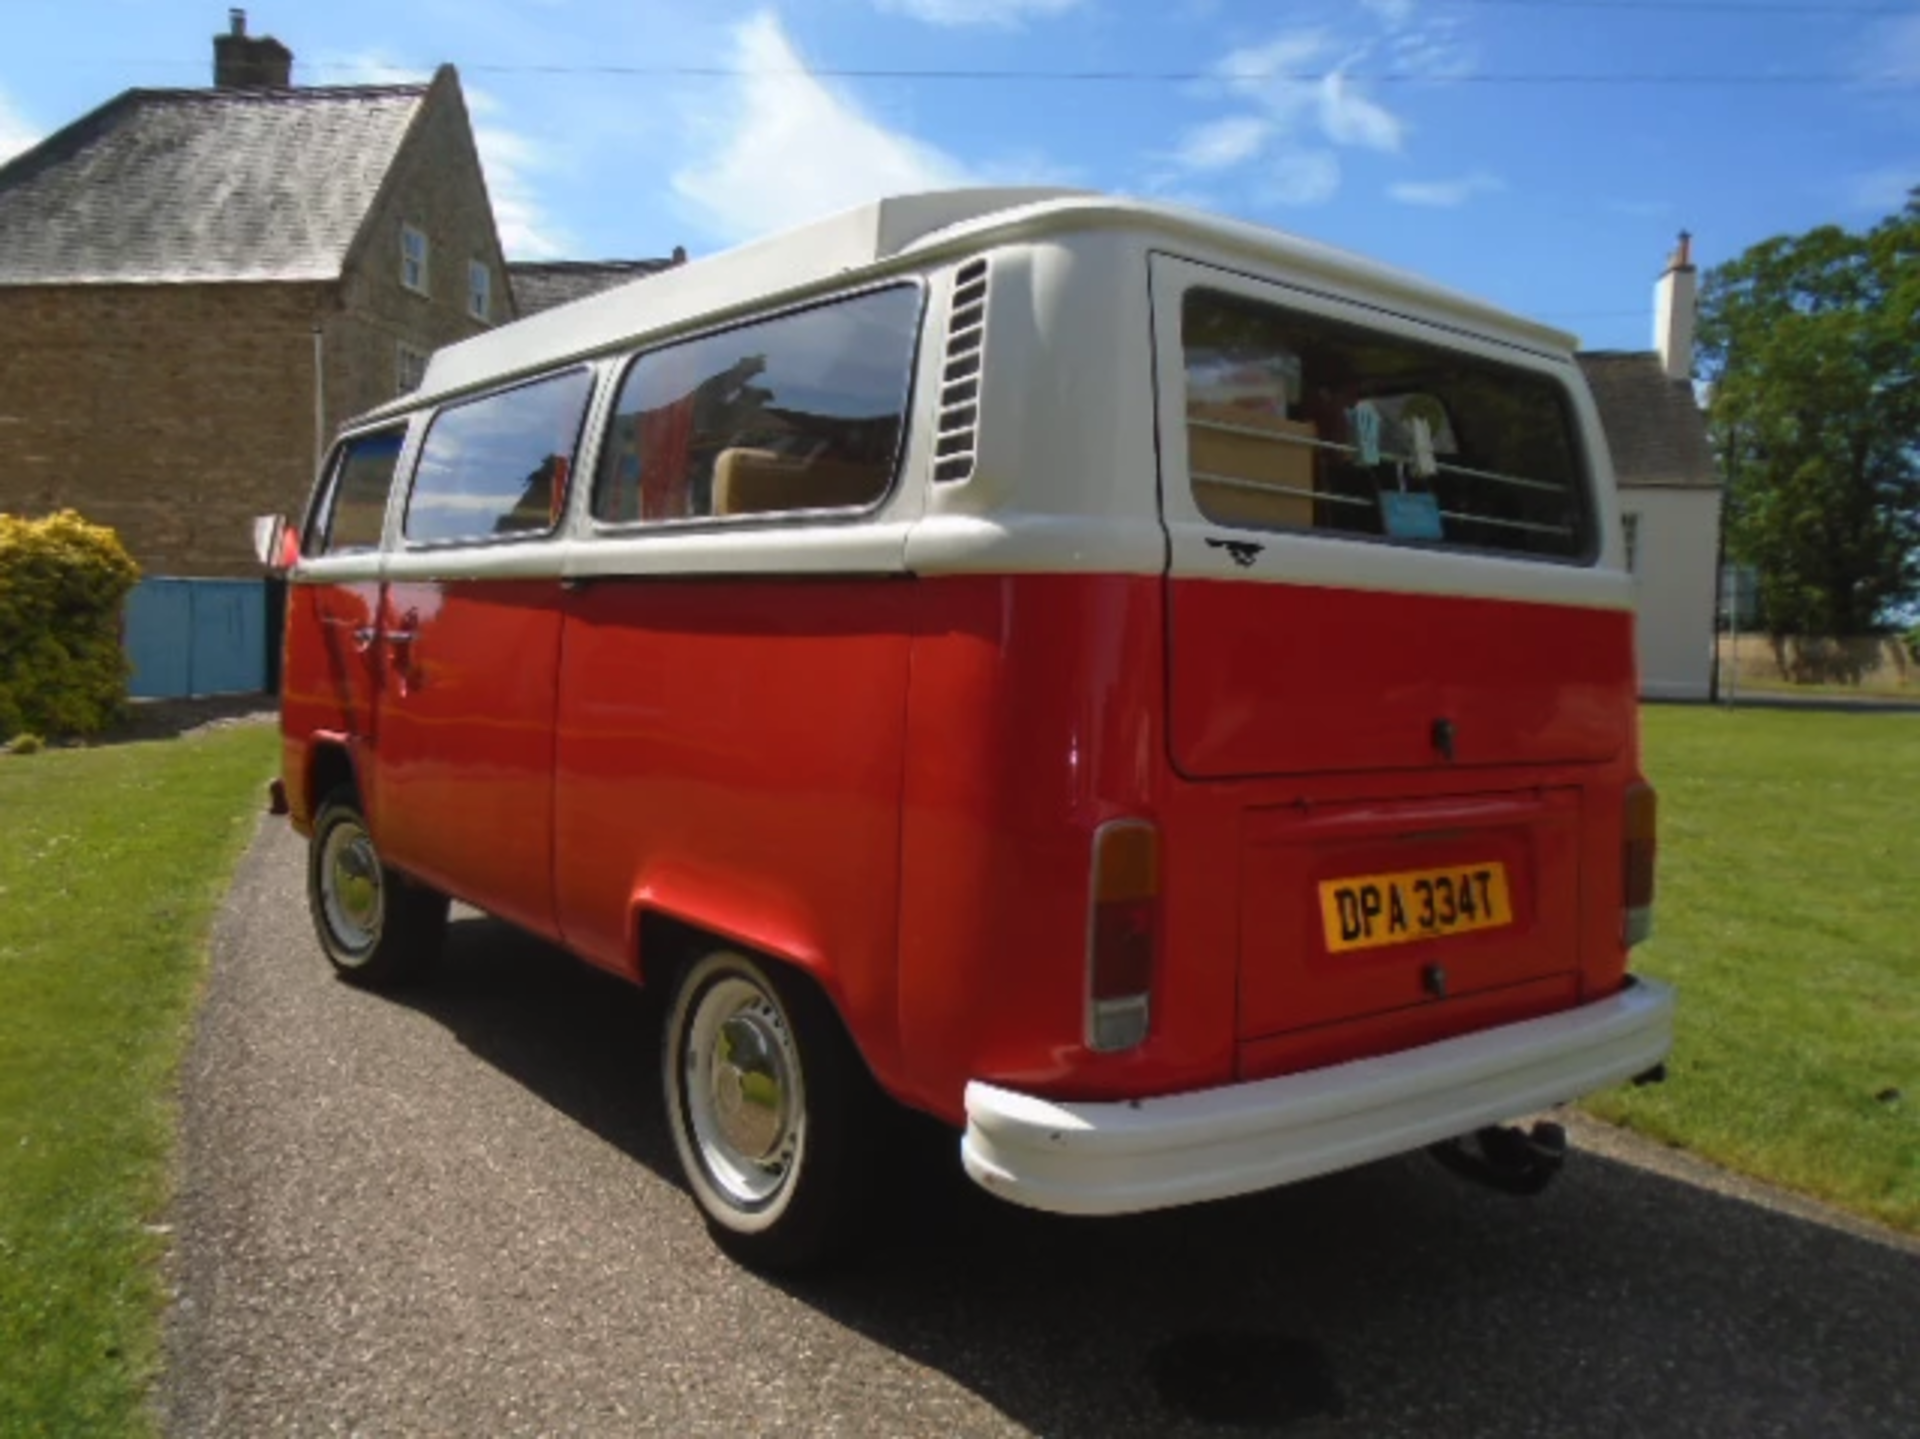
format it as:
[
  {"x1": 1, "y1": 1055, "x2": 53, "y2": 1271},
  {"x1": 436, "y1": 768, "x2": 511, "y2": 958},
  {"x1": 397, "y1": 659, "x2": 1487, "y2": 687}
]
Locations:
[{"x1": 1429, "y1": 1120, "x2": 1567, "y2": 1197}]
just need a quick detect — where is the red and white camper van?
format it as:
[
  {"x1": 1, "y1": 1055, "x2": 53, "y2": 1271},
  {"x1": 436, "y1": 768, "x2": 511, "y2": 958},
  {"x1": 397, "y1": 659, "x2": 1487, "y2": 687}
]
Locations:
[{"x1": 265, "y1": 189, "x2": 1672, "y2": 1269}]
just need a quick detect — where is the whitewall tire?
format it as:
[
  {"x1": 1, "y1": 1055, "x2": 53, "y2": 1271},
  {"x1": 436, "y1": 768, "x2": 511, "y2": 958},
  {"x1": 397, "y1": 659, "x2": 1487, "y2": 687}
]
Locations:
[
  {"x1": 307, "y1": 787, "x2": 448, "y2": 988},
  {"x1": 663, "y1": 949, "x2": 880, "y2": 1271}
]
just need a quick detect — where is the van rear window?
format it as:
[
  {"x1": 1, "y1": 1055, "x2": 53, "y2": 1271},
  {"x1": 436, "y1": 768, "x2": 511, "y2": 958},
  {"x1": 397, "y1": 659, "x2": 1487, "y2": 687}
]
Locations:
[{"x1": 1181, "y1": 289, "x2": 1593, "y2": 562}]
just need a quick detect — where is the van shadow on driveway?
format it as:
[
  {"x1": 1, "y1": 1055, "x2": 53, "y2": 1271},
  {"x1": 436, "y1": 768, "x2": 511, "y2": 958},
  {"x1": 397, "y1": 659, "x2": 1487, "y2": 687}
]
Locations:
[{"x1": 389, "y1": 912, "x2": 1920, "y2": 1439}]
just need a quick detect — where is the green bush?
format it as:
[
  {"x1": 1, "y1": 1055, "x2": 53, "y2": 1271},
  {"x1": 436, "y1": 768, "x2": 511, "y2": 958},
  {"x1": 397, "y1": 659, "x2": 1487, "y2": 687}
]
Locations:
[
  {"x1": 7, "y1": 732, "x2": 46, "y2": 755},
  {"x1": 0, "y1": 512, "x2": 140, "y2": 739}
]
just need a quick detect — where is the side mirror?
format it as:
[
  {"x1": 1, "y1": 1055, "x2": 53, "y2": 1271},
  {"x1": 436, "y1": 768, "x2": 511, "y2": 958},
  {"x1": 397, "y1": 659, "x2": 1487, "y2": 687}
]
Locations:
[{"x1": 253, "y1": 514, "x2": 301, "y2": 573}]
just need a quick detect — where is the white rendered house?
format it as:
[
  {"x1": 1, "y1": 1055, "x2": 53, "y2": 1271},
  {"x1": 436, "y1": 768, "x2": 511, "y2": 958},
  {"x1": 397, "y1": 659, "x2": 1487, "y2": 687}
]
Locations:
[{"x1": 1578, "y1": 237, "x2": 1722, "y2": 701}]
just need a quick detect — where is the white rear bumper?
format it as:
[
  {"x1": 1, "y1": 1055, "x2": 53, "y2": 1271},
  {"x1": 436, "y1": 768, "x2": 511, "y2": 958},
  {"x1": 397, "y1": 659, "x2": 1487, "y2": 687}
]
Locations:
[{"x1": 961, "y1": 978, "x2": 1674, "y2": 1216}]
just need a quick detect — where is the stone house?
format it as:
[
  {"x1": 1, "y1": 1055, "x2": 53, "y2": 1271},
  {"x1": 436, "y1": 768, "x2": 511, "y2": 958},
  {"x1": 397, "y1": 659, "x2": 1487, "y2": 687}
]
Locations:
[
  {"x1": 508, "y1": 258, "x2": 685, "y2": 318},
  {"x1": 1576, "y1": 236, "x2": 1723, "y2": 701},
  {"x1": 0, "y1": 12, "x2": 513, "y2": 579}
]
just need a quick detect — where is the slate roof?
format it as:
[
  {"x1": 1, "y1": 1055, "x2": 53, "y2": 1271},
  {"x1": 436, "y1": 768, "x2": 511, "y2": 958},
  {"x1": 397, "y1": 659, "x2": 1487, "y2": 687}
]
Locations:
[
  {"x1": 0, "y1": 83, "x2": 428, "y2": 286},
  {"x1": 1577, "y1": 350, "x2": 1719, "y2": 489},
  {"x1": 508, "y1": 259, "x2": 680, "y2": 317}
]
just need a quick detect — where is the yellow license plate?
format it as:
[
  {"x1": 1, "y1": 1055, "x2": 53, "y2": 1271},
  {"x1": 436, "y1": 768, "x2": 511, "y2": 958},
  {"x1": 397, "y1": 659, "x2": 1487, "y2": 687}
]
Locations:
[{"x1": 1319, "y1": 863, "x2": 1513, "y2": 953}]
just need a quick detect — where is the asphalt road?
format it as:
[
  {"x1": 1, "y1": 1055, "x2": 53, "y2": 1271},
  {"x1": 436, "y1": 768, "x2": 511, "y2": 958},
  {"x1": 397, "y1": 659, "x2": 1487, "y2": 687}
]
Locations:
[{"x1": 163, "y1": 816, "x2": 1920, "y2": 1438}]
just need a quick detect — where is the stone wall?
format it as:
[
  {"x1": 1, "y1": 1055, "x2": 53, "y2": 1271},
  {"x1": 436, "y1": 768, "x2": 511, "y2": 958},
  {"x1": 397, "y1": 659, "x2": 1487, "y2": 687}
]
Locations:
[
  {"x1": 0, "y1": 281, "x2": 331, "y2": 577},
  {"x1": 327, "y1": 69, "x2": 512, "y2": 432},
  {"x1": 0, "y1": 69, "x2": 512, "y2": 579}
]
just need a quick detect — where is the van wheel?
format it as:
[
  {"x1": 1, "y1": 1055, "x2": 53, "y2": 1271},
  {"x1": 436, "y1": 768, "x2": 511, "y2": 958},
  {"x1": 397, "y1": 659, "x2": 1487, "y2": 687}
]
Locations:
[
  {"x1": 307, "y1": 787, "x2": 448, "y2": 988},
  {"x1": 663, "y1": 950, "x2": 879, "y2": 1272}
]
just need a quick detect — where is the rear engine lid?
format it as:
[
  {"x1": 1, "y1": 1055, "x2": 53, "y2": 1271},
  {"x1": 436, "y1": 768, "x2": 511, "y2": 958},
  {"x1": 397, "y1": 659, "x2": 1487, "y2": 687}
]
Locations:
[
  {"x1": 1236, "y1": 786, "x2": 1584, "y2": 1043},
  {"x1": 1168, "y1": 581, "x2": 1634, "y2": 780}
]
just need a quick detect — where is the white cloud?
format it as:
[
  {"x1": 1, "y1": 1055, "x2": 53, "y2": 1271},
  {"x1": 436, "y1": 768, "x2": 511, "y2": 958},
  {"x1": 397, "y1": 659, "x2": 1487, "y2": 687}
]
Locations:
[
  {"x1": 875, "y1": 0, "x2": 1081, "y2": 26},
  {"x1": 1844, "y1": 167, "x2": 1918, "y2": 214},
  {"x1": 471, "y1": 120, "x2": 572, "y2": 259},
  {"x1": 1318, "y1": 70, "x2": 1404, "y2": 152},
  {"x1": 1388, "y1": 169, "x2": 1503, "y2": 207},
  {"x1": 672, "y1": 12, "x2": 975, "y2": 245},
  {"x1": 1157, "y1": 2, "x2": 1487, "y2": 207},
  {"x1": 0, "y1": 88, "x2": 43, "y2": 166},
  {"x1": 311, "y1": 51, "x2": 570, "y2": 260},
  {"x1": 1360, "y1": 0, "x2": 1417, "y2": 31},
  {"x1": 1260, "y1": 150, "x2": 1341, "y2": 206},
  {"x1": 1218, "y1": 29, "x2": 1335, "y2": 130},
  {"x1": 312, "y1": 49, "x2": 428, "y2": 86},
  {"x1": 1215, "y1": 30, "x2": 1407, "y2": 155},
  {"x1": 1390, "y1": 22, "x2": 1477, "y2": 81},
  {"x1": 1174, "y1": 115, "x2": 1273, "y2": 171}
]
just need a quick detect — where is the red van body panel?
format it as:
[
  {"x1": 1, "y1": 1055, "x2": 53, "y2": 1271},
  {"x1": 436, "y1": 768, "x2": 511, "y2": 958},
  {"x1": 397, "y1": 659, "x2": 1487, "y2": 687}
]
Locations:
[
  {"x1": 893, "y1": 574, "x2": 1221, "y2": 1119},
  {"x1": 548, "y1": 576, "x2": 918, "y2": 1095},
  {"x1": 893, "y1": 573, "x2": 1640, "y2": 1121},
  {"x1": 1166, "y1": 580, "x2": 1633, "y2": 780},
  {"x1": 281, "y1": 578, "x2": 382, "y2": 832},
  {"x1": 280, "y1": 563, "x2": 1641, "y2": 1130},
  {"x1": 374, "y1": 578, "x2": 566, "y2": 940}
]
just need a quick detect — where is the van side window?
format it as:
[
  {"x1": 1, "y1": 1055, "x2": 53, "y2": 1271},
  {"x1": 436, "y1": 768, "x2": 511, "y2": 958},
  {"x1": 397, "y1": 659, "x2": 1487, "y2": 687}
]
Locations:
[
  {"x1": 1181, "y1": 290, "x2": 1593, "y2": 562},
  {"x1": 591, "y1": 285, "x2": 921, "y2": 525},
  {"x1": 404, "y1": 369, "x2": 594, "y2": 546},
  {"x1": 310, "y1": 427, "x2": 406, "y2": 555}
]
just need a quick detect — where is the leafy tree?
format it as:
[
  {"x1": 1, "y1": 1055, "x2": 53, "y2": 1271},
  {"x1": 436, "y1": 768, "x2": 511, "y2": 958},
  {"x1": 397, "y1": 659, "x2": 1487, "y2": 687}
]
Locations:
[{"x1": 1698, "y1": 190, "x2": 1920, "y2": 638}]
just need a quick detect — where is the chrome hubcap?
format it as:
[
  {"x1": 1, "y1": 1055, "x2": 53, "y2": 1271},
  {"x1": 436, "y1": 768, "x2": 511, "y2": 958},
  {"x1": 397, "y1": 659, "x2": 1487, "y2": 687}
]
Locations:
[
  {"x1": 320, "y1": 819, "x2": 383, "y2": 957},
  {"x1": 682, "y1": 976, "x2": 803, "y2": 1208}
]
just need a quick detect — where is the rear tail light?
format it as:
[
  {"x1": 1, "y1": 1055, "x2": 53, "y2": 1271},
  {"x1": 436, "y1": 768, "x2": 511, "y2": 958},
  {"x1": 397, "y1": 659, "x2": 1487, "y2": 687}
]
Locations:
[
  {"x1": 1088, "y1": 820, "x2": 1158, "y2": 1052},
  {"x1": 1623, "y1": 781, "x2": 1657, "y2": 947}
]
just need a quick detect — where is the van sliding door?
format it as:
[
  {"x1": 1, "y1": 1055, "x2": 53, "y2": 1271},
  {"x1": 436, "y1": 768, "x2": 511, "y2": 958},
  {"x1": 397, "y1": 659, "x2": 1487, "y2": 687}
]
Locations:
[{"x1": 370, "y1": 368, "x2": 593, "y2": 940}]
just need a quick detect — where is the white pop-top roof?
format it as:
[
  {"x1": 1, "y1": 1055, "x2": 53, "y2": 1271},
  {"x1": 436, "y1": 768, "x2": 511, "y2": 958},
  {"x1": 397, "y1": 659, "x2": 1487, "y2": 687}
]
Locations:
[{"x1": 376, "y1": 188, "x2": 1579, "y2": 421}]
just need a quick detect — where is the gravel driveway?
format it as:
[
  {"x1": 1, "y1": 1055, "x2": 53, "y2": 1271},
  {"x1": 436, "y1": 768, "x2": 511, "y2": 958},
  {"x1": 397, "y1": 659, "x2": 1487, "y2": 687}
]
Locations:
[{"x1": 162, "y1": 816, "x2": 1920, "y2": 1437}]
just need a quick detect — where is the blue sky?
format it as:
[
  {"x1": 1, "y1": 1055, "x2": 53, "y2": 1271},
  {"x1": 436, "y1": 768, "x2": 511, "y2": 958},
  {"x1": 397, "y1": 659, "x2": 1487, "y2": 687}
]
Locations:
[{"x1": 1, "y1": 0, "x2": 1915, "y2": 351}]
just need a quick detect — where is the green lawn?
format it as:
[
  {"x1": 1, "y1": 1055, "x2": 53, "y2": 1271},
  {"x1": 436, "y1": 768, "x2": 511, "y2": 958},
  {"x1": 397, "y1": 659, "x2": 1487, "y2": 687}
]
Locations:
[
  {"x1": 1585, "y1": 706, "x2": 1920, "y2": 1233},
  {"x1": 1730, "y1": 676, "x2": 1918, "y2": 701},
  {"x1": 0, "y1": 725, "x2": 277, "y2": 1437}
]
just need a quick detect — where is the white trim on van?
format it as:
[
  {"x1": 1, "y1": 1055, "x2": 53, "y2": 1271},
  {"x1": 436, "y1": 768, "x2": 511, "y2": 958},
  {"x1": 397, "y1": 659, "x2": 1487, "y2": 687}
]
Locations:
[
  {"x1": 372, "y1": 191, "x2": 1577, "y2": 422},
  {"x1": 1162, "y1": 526, "x2": 1635, "y2": 610},
  {"x1": 295, "y1": 201, "x2": 1627, "y2": 597},
  {"x1": 961, "y1": 978, "x2": 1675, "y2": 1216}
]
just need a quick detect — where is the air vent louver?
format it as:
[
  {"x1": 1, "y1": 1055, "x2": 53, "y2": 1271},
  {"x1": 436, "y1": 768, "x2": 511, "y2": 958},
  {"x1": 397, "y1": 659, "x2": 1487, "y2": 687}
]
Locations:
[{"x1": 933, "y1": 259, "x2": 989, "y2": 484}]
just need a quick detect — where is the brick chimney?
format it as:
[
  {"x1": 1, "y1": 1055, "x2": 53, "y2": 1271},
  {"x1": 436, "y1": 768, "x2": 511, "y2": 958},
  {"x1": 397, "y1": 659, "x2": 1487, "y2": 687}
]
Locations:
[
  {"x1": 1654, "y1": 230, "x2": 1697, "y2": 382},
  {"x1": 214, "y1": 9, "x2": 293, "y2": 90}
]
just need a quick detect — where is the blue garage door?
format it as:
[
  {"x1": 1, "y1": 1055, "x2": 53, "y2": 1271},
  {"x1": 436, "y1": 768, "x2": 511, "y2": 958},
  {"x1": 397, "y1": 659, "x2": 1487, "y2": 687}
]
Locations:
[{"x1": 125, "y1": 578, "x2": 268, "y2": 699}]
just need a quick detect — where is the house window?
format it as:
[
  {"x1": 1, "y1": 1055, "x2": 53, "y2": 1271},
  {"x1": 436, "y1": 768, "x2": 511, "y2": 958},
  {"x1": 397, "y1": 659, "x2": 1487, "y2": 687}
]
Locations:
[
  {"x1": 401, "y1": 224, "x2": 430, "y2": 295},
  {"x1": 396, "y1": 343, "x2": 429, "y2": 395},
  {"x1": 468, "y1": 260, "x2": 492, "y2": 322},
  {"x1": 1622, "y1": 512, "x2": 1641, "y2": 575}
]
